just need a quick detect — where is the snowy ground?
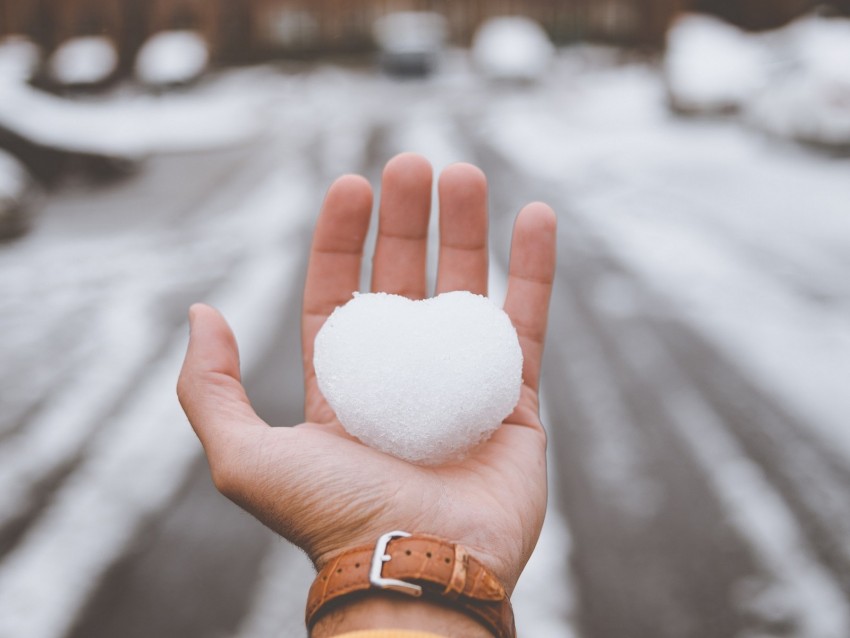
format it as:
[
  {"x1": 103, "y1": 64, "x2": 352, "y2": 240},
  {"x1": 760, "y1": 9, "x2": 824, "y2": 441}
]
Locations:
[
  {"x1": 0, "y1": 49, "x2": 848, "y2": 638},
  {"x1": 665, "y1": 13, "x2": 850, "y2": 147}
]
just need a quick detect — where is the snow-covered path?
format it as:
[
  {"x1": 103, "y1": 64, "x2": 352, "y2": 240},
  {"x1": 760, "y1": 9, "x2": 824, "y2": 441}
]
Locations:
[{"x1": 0, "y1": 53, "x2": 848, "y2": 638}]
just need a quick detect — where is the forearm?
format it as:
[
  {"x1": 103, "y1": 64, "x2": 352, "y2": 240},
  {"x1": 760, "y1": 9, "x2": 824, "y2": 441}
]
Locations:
[{"x1": 310, "y1": 593, "x2": 494, "y2": 638}]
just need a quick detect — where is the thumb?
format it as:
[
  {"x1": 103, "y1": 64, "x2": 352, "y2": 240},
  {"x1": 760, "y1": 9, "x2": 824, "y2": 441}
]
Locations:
[{"x1": 177, "y1": 304, "x2": 265, "y2": 457}]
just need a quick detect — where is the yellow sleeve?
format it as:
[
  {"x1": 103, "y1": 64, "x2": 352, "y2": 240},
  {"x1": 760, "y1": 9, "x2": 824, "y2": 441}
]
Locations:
[{"x1": 330, "y1": 632, "x2": 448, "y2": 638}]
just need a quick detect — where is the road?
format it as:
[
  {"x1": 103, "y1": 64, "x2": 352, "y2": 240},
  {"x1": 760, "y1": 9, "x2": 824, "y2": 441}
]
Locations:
[{"x1": 1, "y1": 54, "x2": 849, "y2": 638}]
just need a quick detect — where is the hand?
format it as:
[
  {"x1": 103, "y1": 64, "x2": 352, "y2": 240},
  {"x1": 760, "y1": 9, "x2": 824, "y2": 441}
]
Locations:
[{"x1": 177, "y1": 153, "x2": 556, "y2": 630}]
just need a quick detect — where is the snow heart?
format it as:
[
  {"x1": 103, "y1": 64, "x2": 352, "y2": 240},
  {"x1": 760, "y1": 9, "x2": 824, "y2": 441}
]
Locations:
[{"x1": 313, "y1": 291, "x2": 523, "y2": 465}]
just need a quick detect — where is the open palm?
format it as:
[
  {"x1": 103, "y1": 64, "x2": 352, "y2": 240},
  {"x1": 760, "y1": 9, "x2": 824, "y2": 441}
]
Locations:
[{"x1": 177, "y1": 153, "x2": 556, "y2": 593}]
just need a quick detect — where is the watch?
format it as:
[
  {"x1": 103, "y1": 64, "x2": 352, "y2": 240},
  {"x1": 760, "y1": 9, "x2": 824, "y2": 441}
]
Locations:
[{"x1": 306, "y1": 531, "x2": 516, "y2": 638}]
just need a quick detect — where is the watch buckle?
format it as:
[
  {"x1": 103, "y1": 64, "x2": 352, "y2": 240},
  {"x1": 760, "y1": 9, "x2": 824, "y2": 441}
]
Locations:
[{"x1": 369, "y1": 531, "x2": 423, "y2": 597}]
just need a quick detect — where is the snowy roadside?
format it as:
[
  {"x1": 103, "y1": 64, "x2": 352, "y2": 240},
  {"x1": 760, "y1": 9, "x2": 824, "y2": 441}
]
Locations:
[
  {"x1": 665, "y1": 13, "x2": 850, "y2": 149},
  {"x1": 480, "y1": 61, "x2": 850, "y2": 467},
  {"x1": 0, "y1": 67, "x2": 273, "y2": 158},
  {"x1": 0, "y1": 164, "x2": 316, "y2": 638},
  {"x1": 590, "y1": 275, "x2": 850, "y2": 637},
  {"x1": 577, "y1": 188, "x2": 850, "y2": 460}
]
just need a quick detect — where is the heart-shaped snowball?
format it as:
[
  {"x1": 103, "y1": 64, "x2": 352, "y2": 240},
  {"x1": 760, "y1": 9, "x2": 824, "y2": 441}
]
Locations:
[{"x1": 313, "y1": 291, "x2": 523, "y2": 465}]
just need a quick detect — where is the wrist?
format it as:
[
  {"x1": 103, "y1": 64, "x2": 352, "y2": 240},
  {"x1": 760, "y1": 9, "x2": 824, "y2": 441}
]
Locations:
[
  {"x1": 310, "y1": 592, "x2": 494, "y2": 637},
  {"x1": 306, "y1": 532, "x2": 515, "y2": 638}
]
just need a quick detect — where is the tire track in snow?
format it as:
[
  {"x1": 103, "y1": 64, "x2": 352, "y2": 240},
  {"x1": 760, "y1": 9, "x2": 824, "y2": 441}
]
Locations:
[
  {"x1": 658, "y1": 318, "x2": 850, "y2": 596},
  {"x1": 605, "y1": 299, "x2": 850, "y2": 637},
  {"x1": 560, "y1": 231, "x2": 850, "y2": 638},
  {"x1": 474, "y1": 133, "x2": 848, "y2": 636},
  {"x1": 543, "y1": 247, "x2": 759, "y2": 638},
  {"x1": 0, "y1": 167, "x2": 314, "y2": 638}
]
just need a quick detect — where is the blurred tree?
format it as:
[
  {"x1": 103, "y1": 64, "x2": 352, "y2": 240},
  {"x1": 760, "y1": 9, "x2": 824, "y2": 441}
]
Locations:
[
  {"x1": 5, "y1": 0, "x2": 848, "y2": 64},
  {"x1": 218, "y1": 0, "x2": 253, "y2": 64}
]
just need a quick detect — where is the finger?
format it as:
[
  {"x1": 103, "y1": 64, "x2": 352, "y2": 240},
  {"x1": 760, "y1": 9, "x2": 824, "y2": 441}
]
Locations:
[
  {"x1": 371, "y1": 153, "x2": 432, "y2": 299},
  {"x1": 177, "y1": 304, "x2": 266, "y2": 458},
  {"x1": 503, "y1": 203, "x2": 557, "y2": 393},
  {"x1": 302, "y1": 175, "x2": 373, "y2": 419},
  {"x1": 435, "y1": 163, "x2": 489, "y2": 295}
]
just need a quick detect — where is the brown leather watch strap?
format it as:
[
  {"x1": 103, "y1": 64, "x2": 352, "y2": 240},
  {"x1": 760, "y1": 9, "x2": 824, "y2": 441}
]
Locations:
[{"x1": 306, "y1": 532, "x2": 515, "y2": 638}]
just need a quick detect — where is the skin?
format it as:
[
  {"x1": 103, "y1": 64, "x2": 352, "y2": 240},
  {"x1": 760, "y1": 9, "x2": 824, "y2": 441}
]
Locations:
[{"x1": 177, "y1": 153, "x2": 557, "y2": 637}]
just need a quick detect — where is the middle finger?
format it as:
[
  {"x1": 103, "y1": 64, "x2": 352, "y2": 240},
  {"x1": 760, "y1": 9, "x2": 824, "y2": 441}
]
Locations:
[{"x1": 371, "y1": 153, "x2": 433, "y2": 299}]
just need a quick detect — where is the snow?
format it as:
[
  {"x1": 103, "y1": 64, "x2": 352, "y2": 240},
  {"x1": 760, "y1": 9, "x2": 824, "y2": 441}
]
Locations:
[
  {"x1": 747, "y1": 75, "x2": 850, "y2": 147},
  {"x1": 613, "y1": 321, "x2": 850, "y2": 637},
  {"x1": 482, "y1": 54, "x2": 850, "y2": 465},
  {"x1": 0, "y1": 77, "x2": 266, "y2": 156},
  {"x1": 0, "y1": 36, "x2": 41, "y2": 83},
  {"x1": 472, "y1": 17, "x2": 555, "y2": 82},
  {"x1": 48, "y1": 36, "x2": 117, "y2": 86},
  {"x1": 664, "y1": 14, "x2": 766, "y2": 113},
  {"x1": 790, "y1": 15, "x2": 850, "y2": 86},
  {"x1": 747, "y1": 15, "x2": 850, "y2": 146},
  {"x1": 0, "y1": 233, "x2": 234, "y2": 532},
  {"x1": 230, "y1": 541, "x2": 315, "y2": 638},
  {"x1": 314, "y1": 291, "x2": 522, "y2": 464},
  {"x1": 665, "y1": 12, "x2": 850, "y2": 146},
  {"x1": 481, "y1": 52, "x2": 850, "y2": 632},
  {"x1": 586, "y1": 189, "x2": 850, "y2": 459},
  {"x1": 0, "y1": 162, "x2": 316, "y2": 638},
  {"x1": 135, "y1": 30, "x2": 209, "y2": 86}
]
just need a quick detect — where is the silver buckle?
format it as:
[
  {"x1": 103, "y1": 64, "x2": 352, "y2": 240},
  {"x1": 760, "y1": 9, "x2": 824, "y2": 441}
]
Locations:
[{"x1": 369, "y1": 531, "x2": 423, "y2": 597}]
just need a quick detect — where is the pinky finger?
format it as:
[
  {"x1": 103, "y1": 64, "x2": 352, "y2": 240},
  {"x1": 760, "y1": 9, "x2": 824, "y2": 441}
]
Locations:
[{"x1": 503, "y1": 203, "x2": 557, "y2": 393}]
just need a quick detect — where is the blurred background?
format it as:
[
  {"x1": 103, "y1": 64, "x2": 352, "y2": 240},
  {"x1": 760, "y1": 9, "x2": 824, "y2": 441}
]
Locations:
[{"x1": 1, "y1": 1, "x2": 850, "y2": 637}]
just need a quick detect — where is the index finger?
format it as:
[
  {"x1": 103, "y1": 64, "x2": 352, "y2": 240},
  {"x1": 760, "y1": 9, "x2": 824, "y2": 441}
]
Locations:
[{"x1": 302, "y1": 175, "x2": 373, "y2": 420}]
